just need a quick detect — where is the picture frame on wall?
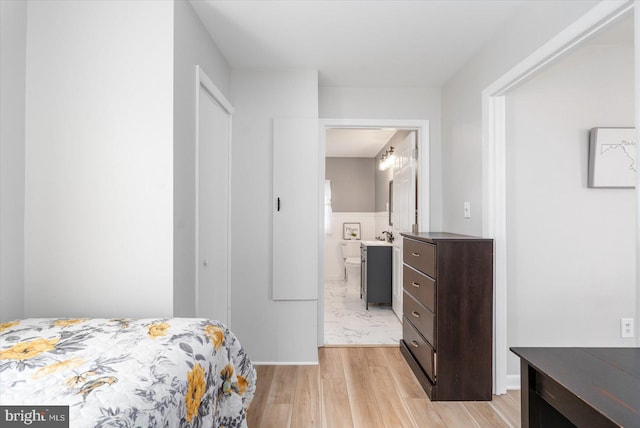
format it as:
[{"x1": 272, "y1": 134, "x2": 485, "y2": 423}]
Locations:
[
  {"x1": 588, "y1": 127, "x2": 636, "y2": 188},
  {"x1": 343, "y1": 223, "x2": 361, "y2": 240}
]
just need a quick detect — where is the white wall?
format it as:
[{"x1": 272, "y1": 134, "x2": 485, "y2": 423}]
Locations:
[
  {"x1": 441, "y1": 1, "x2": 601, "y2": 236},
  {"x1": 0, "y1": 0, "x2": 27, "y2": 322},
  {"x1": 319, "y1": 87, "x2": 442, "y2": 231},
  {"x1": 505, "y1": 38, "x2": 636, "y2": 376},
  {"x1": 230, "y1": 69, "x2": 319, "y2": 363},
  {"x1": 24, "y1": 0, "x2": 174, "y2": 317},
  {"x1": 173, "y1": 0, "x2": 232, "y2": 317}
]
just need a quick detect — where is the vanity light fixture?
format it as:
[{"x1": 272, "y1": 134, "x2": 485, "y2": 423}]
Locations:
[{"x1": 379, "y1": 146, "x2": 395, "y2": 171}]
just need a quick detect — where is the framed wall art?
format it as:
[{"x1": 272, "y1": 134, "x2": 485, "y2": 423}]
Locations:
[
  {"x1": 588, "y1": 127, "x2": 636, "y2": 188},
  {"x1": 342, "y1": 223, "x2": 361, "y2": 240}
]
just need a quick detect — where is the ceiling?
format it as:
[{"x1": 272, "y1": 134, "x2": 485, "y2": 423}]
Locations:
[
  {"x1": 325, "y1": 128, "x2": 397, "y2": 157},
  {"x1": 189, "y1": 0, "x2": 528, "y2": 157},
  {"x1": 189, "y1": 1, "x2": 633, "y2": 157},
  {"x1": 190, "y1": 0, "x2": 527, "y2": 88}
]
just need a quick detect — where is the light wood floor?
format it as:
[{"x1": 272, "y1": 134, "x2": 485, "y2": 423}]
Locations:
[{"x1": 247, "y1": 346, "x2": 521, "y2": 428}]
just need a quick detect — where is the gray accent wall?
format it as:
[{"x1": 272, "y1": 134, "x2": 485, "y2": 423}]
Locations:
[{"x1": 326, "y1": 157, "x2": 375, "y2": 212}]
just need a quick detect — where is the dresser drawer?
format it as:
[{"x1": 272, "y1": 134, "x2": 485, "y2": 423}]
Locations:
[
  {"x1": 403, "y1": 264, "x2": 436, "y2": 312},
  {"x1": 403, "y1": 239, "x2": 436, "y2": 277},
  {"x1": 403, "y1": 290, "x2": 435, "y2": 347},
  {"x1": 403, "y1": 319, "x2": 436, "y2": 383}
]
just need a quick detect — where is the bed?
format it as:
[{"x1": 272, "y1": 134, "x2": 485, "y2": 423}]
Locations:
[{"x1": 0, "y1": 318, "x2": 256, "y2": 427}]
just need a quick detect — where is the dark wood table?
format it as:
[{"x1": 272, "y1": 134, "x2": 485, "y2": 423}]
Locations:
[{"x1": 511, "y1": 348, "x2": 640, "y2": 428}]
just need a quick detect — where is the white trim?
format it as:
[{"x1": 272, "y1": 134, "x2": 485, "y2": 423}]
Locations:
[
  {"x1": 636, "y1": 3, "x2": 640, "y2": 348},
  {"x1": 194, "y1": 65, "x2": 233, "y2": 327},
  {"x1": 506, "y1": 375, "x2": 521, "y2": 391},
  {"x1": 482, "y1": 0, "x2": 634, "y2": 395},
  {"x1": 482, "y1": 95, "x2": 508, "y2": 394},
  {"x1": 318, "y1": 118, "x2": 430, "y2": 347},
  {"x1": 196, "y1": 66, "x2": 234, "y2": 115}
]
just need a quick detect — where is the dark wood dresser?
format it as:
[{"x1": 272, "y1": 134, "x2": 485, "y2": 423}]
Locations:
[{"x1": 400, "y1": 232, "x2": 493, "y2": 401}]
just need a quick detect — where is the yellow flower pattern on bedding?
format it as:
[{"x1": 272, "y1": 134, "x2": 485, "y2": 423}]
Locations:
[
  {"x1": 204, "y1": 324, "x2": 225, "y2": 350},
  {"x1": 0, "y1": 318, "x2": 256, "y2": 428},
  {"x1": 185, "y1": 363, "x2": 206, "y2": 422},
  {"x1": 0, "y1": 337, "x2": 60, "y2": 360},
  {"x1": 237, "y1": 375, "x2": 248, "y2": 395},
  {"x1": 32, "y1": 357, "x2": 85, "y2": 380},
  {"x1": 148, "y1": 322, "x2": 169, "y2": 338},
  {"x1": 0, "y1": 320, "x2": 19, "y2": 332},
  {"x1": 53, "y1": 319, "x2": 87, "y2": 328}
]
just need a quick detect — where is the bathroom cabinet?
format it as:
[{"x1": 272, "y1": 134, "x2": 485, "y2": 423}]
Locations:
[
  {"x1": 400, "y1": 232, "x2": 493, "y2": 401},
  {"x1": 360, "y1": 243, "x2": 392, "y2": 310}
]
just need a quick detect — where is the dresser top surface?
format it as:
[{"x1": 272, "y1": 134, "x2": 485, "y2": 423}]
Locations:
[
  {"x1": 511, "y1": 347, "x2": 640, "y2": 427},
  {"x1": 401, "y1": 232, "x2": 492, "y2": 243}
]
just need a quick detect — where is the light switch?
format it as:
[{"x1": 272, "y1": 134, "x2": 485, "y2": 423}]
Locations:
[{"x1": 464, "y1": 201, "x2": 471, "y2": 218}]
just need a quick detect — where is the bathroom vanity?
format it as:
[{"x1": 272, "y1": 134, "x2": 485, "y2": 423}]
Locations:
[{"x1": 360, "y1": 241, "x2": 392, "y2": 310}]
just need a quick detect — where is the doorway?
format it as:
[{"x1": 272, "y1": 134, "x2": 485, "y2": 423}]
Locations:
[
  {"x1": 482, "y1": 3, "x2": 636, "y2": 393},
  {"x1": 317, "y1": 119, "x2": 430, "y2": 346}
]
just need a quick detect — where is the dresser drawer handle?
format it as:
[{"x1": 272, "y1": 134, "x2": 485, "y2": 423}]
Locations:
[
  {"x1": 411, "y1": 252, "x2": 420, "y2": 257},
  {"x1": 411, "y1": 281, "x2": 420, "y2": 288},
  {"x1": 411, "y1": 311, "x2": 420, "y2": 318},
  {"x1": 410, "y1": 340, "x2": 419, "y2": 348}
]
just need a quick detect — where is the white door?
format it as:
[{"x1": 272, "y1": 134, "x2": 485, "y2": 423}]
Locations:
[
  {"x1": 196, "y1": 83, "x2": 231, "y2": 325},
  {"x1": 391, "y1": 131, "x2": 417, "y2": 318}
]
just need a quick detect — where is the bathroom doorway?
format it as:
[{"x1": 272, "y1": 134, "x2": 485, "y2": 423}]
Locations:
[{"x1": 318, "y1": 120, "x2": 430, "y2": 346}]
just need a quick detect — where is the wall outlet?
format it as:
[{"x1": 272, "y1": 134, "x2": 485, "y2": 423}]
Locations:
[
  {"x1": 464, "y1": 201, "x2": 471, "y2": 218},
  {"x1": 620, "y1": 318, "x2": 634, "y2": 338}
]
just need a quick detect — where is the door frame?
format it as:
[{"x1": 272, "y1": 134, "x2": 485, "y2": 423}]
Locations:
[
  {"x1": 317, "y1": 118, "x2": 430, "y2": 346},
  {"x1": 482, "y1": 0, "x2": 634, "y2": 394},
  {"x1": 194, "y1": 65, "x2": 234, "y2": 326}
]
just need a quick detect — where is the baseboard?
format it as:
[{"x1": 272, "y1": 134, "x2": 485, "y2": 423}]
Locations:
[
  {"x1": 506, "y1": 374, "x2": 521, "y2": 390},
  {"x1": 252, "y1": 361, "x2": 319, "y2": 366},
  {"x1": 322, "y1": 343, "x2": 399, "y2": 348}
]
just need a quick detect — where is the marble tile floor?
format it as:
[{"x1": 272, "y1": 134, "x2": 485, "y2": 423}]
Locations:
[{"x1": 324, "y1": 279, "x2": 402, "y2": 345}]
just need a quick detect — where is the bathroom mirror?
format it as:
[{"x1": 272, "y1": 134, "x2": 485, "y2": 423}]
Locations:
[{"x1": 388, "y1": 180, "x2": 393, "y2": 226}]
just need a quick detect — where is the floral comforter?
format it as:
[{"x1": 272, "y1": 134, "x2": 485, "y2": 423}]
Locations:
[{"x1": 0, "y1": 318, "x2": 256, "y2": 427}]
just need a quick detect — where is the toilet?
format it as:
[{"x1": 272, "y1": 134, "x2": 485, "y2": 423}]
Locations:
[{"x1": 340, "y1": 240, "x2": 361, "y2": 286}]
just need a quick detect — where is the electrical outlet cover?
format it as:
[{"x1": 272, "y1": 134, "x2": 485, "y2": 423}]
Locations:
[{"x1": 621, "y1": 318, "x2": 634, "y2": 338}]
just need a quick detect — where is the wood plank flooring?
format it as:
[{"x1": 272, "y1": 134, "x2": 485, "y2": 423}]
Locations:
[{"x1": 247, "y1": 347, "x2": 521, "y2": 428}]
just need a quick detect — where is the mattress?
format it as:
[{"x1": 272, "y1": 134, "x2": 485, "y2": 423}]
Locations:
[{"x1": 0, "y1": 318, "x2": 256, "y2": 427}]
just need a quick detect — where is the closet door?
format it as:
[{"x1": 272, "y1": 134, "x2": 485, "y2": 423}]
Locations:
[
  {"x1": 195, "y1": 66, "x2": 232, "y2": 325},
  {"x1": 272, "y1": 117, "x2": 318, "y2": 300}
]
